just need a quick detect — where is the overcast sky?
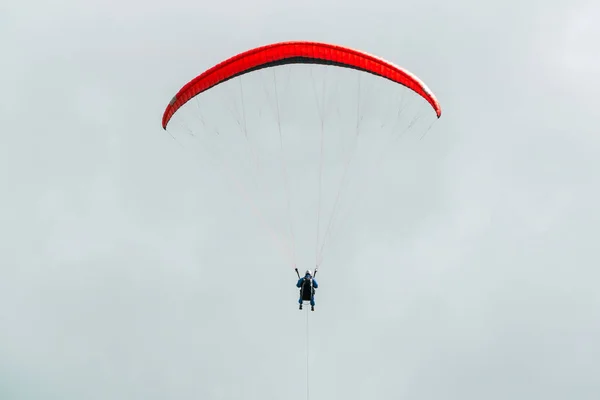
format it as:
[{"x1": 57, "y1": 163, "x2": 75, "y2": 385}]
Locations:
[{"x1": 2, "y1": 0, "x2": 600, "y2": 399}]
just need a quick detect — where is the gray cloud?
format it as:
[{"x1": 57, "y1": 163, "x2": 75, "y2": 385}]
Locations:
[{"x1": 1, "y1": 0, "x2": 599, "y2": 398}]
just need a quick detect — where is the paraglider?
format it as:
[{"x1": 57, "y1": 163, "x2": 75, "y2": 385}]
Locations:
[
  {"x1": 160, "y1": 40, "x2": 442, "y2": 312},
  {"x1": 296, "y1": 268, "x2": 318, "y2": 311}
]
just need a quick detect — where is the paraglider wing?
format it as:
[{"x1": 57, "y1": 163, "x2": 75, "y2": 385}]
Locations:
[{"x1": 161, "y1": 41, "x2": 442, "y2": 129}]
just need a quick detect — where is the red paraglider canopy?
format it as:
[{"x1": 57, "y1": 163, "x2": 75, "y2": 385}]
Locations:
[{"x1": 162, "y1": 41, "x2": 442, "y2": 129}]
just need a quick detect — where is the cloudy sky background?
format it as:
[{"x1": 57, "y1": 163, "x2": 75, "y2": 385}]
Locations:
[{"x1": 2, "y1": 0, "x2": 600, "y2": 399}]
